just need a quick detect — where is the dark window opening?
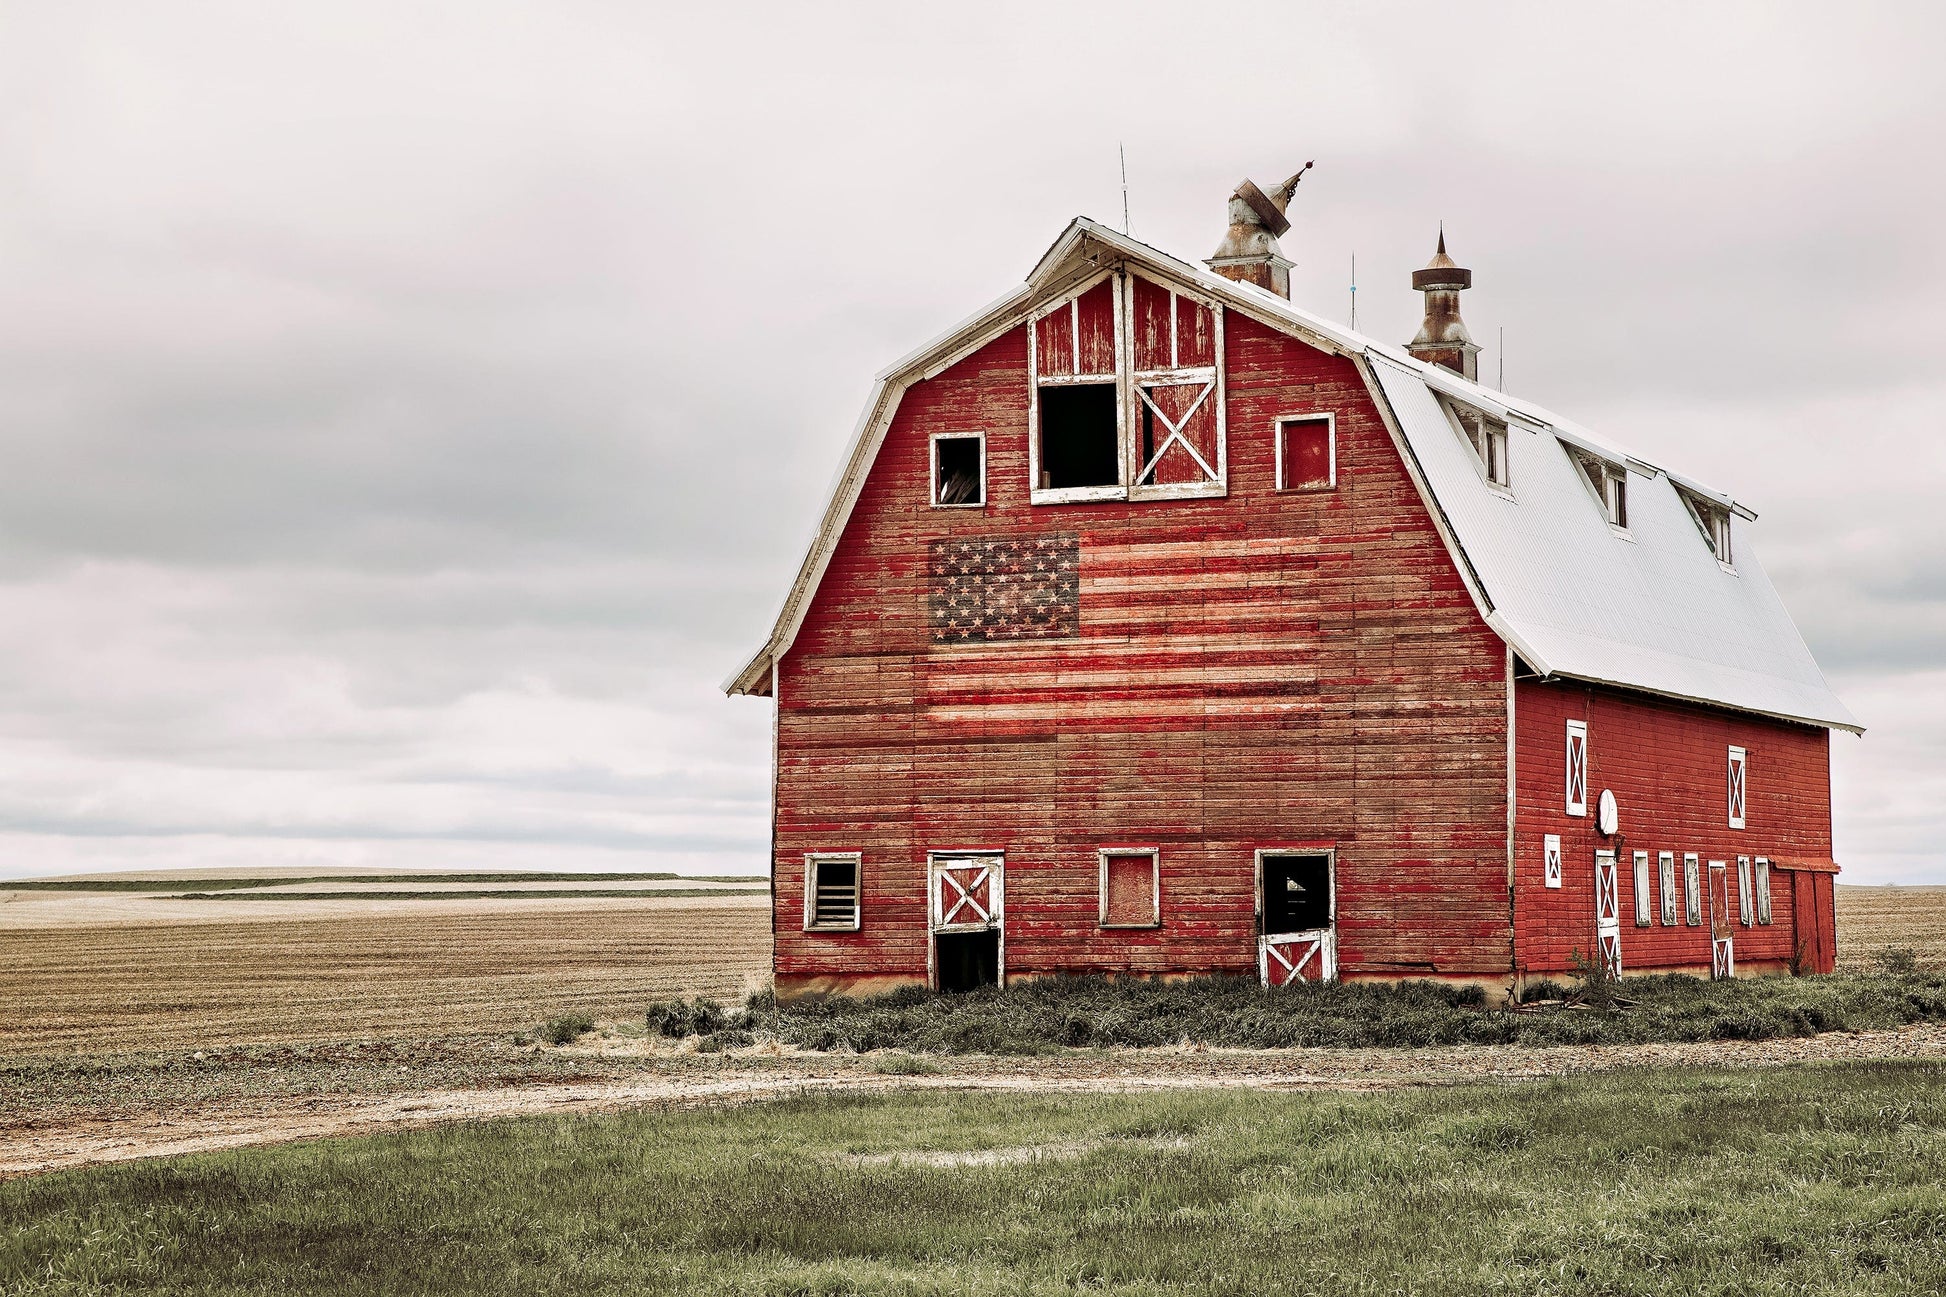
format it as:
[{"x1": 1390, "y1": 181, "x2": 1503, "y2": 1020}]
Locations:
[
  {"x1": 1038, "y1": 383, "x2": 1119, "y2": 490},
  {"x1": 935, "y1": 930, "x2": 999, "y2": 992},
  {"x1": 1262, "y1": 853, "x2": 1332, "y2": 935},
  {"x1": 934, "y1": 435, "x2": 983, "y2": 506}
]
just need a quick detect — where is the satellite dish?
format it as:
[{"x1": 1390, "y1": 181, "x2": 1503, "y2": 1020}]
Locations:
[{"x1": 1597, "y1": 789, "x2": 1619, "y2": 836}]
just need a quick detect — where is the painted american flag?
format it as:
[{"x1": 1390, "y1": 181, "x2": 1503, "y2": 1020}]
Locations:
[{"x1": 927, "y1": 532, "x2": 1079, "y2": 643}]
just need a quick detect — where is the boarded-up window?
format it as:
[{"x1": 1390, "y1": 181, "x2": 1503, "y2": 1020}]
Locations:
[
  {"x1": 1129, "y1": 274, "x2": 1224, "y2": 499},
  {"x1": 1684, "y1": 853, "x2": 1702, "y2": 926},
  {"x1": 1738, "y1": 856, "x2": 1754, "y2": 926},
  {"x1": 803, "y1": 854, "x2": 861, "y2": 932},
  {"x1": 1543, "y1": 834, "x2": 1562, "y2": 889},
  {"x1": 1565, "y1": 720, "x2": 1588, "y2": 817},
  {"x1": 1633, "y1": 851, "x2": 1652, "y2": 926},
  {"x1": 1659, "y1": 851, "x2": 1678, "y2": 926},
  {"x1": 1755, "y1": 858, "x2": 1773, "y2": 925},
  {"x1": 1277, "y1": 416, "x2": 1335, "y2": 490},
  {"x1": 1099, "y1": 849, "x2": 1160, "y2": 928},
  {"x1": 1728, "y1": 746, "x2": 1747, "y2": 829}
]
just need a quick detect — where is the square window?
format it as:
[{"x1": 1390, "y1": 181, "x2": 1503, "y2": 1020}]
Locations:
[
  {"x1": 932, "y1": 433, "x2": 985, "y2": 507},
  {"x1": 803, "y1": 854, "x2": 861, "y2": 932},
  {"x1": 1099, "y1": 849, "x2": 1160, "y2": 928},
  {"x1": 1277, "y1": 416, "x2": 1335, "y2": 490},
  {"x1": 1037, "y1": 383, "x2": 1120, "y2": 490}
]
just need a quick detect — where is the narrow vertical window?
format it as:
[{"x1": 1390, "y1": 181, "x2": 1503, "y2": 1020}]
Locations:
[
  {"x1": 1570, "y1": 448, "x2": 1629, "y2": 528},
  {"x1": 1658, "y1": 851, "x2": 1677, "y2": 926},
  {"x1": 931, "y1": 432, "x2": 985, "y2": 507},
  {"x1": 1632, "y1": 851, "x2": 1651, "y2": 926},
  {"x1": 1543, "y1": 834, "x2": 1562, "y2": 889},
  {"x1": 1727, "y1": 746, "x2": 1747, "y2": 829},
  {"x1": 802, "y1": 853, "x2": 862, "y2": 932},
  {"x1": 1565, "y1": 720, "x2": 1588, "y2": 817},
  {"x1": 1737, "y1": 856, "x2": 1754, "y2": 926},
  {"x1": 1276, "y1": 415, "x2": 1335, "y2": 490},
  {"x1": 1447, "y1": 400, "x2": 1510, "y2": 488},
  {"x1": 1099, "y1": 848, "x2": 1161, "y2": 928},
  {"x1": 1683, "y1": 853, "x2": 1702, "y2": 926},
  {"x1": 1755, "y1": 858, "x2": 1773, "y2": 925}
]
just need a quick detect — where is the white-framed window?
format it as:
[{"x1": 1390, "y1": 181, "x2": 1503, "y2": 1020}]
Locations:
[
  {"x1": 930, "y1": 431, "x2": 986, "y2": 508},
  {"x1": 1755, "y1": 857, "x2": 1773, "y2": 925},
  {"x1": 1658, "y1": 851, "x2": 1678, "y2": 926},
  {"x1": 1737, "y1": 856, "x2": 1754, "y2": 926},
  {"x1": 1569, "y1": 446, "x2": 1629, "y2": 530},
  {"x1": 1543, "y1": 834, "x2": 1563, "y2": 889},
  {"x1": 1445, "y1": 398, "x2": 1510, "y2": 488},
  {"x1": 1098, "y1": 847, "x2": 1161, "y2": 928},
  {"x1": 802, "y1": 853, "x2": 862, "y2": 932},
  {"x1": 1683, "y1": 853, "x2": 1702, "y2": 926},
  {"x1": 1728, "y1": 746, "x2": 1747, "y2": 830},
  {"x1": 1275, "y1": 414, "x2": 1335, "y2": 491},
  {"x1": 1565, "y1": 720, "x2": 1588, "y2": 817},
  {"x1": 1028, "y1": 270, "x2": 1226, "y2": 505},
  {"x1": 1679, "y1": 489, "x2": 1735, "y2": 569},
  {"x1": 1633, "y1": 851, "x2": 1652, "y2": 926}
]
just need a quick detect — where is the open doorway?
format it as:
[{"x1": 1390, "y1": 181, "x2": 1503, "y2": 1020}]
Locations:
[
  {"x1": 929, "y1": 853, "x2": 1002, "y2": 992},
  {"x1": 1256, "y1": 849, "x2": 1336, "y2": 986}
]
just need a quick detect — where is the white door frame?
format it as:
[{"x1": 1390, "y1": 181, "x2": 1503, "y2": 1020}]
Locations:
[
  {"x1": 926, "y1": 851, "x2": 1004, "y2": 990},
  {"x1": 1255, "y1": 848, "x2": 1338, "y2": 986}
]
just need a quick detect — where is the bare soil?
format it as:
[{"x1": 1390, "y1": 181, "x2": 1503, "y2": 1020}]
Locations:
[{"x1": 1836, "y1": 884, "x2": 1946, "y2": 970}]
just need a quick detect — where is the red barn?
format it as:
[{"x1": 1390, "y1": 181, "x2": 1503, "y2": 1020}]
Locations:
[{"x1": 727, "y1": 177, "x2": 1858, "y2": 1000}]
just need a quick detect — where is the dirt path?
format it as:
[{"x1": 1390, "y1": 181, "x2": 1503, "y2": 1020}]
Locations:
[{"x1": 9, "y1": 1023, "x2": 1946, "y2": 1179}]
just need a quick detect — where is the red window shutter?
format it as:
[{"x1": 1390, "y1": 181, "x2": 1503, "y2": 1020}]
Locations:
[{"x1": 1280, "y1": 420, "x2": 1334, "y2": 490}]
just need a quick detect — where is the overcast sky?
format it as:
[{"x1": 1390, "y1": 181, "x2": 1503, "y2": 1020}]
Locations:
[{"x1": 1, "y1": 1, "x2": 1941, "y2": 883}]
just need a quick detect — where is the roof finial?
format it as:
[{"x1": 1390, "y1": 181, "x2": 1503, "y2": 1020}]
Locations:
[
  {"x1": 1206, "y1": 162, "x2": 1315, "y2": 300},
  {"x1": 1408, "y1": 227, "x2": 1478, "y2": 380}
]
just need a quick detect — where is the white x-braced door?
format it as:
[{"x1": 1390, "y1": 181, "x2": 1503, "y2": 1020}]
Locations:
[
  {"x1": 930, "y1": 855, "x2": 1001, "y2": 933},
  {"x1": 1593, "y1": 850, "x2": 1622, "y2": 979}
]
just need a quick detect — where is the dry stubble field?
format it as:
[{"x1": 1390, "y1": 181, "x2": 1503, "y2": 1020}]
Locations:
[{"x1": 1, "y1": 876, "x2": 1939, "y2": 1059}]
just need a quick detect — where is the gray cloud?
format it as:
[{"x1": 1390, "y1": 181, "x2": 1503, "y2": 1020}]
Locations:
[{"x1": 0, "y1": 0, "x2": 1940, "y2": 881}]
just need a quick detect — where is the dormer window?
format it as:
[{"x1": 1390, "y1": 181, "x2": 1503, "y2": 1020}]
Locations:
[
  {"x1": 1028, "y1": 270, "x2": 1226, "y2": 504},
  {"x1": 1445, "y1": 399, "x2": 1508, "y2": 488},
  {"x1": 1679, "y1": 489, "x2": 1734, "y2": 566},
  {"x1": 1569, "y1": 448, "x2": 1628, "y2": 529}
]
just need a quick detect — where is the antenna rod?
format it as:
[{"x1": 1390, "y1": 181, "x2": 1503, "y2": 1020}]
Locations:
[
  {"x1": 1349, "y1": 252, "x2": 1357, "y2": 330},
  {"x1": 1119, "y1": 143, "x2": 1130, "y2": 234},
  {"x1": 1499, "y1": 325, "x2": 1505, "y2": 391}
]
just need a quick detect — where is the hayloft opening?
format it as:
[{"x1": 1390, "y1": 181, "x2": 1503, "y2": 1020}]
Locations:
[
  {"x1": 1261, "y1": 853, "x2": 1332, "y2": 934},
  {"x1": 1038, "y1": 383, "x2": 1119, "y2": 489}
]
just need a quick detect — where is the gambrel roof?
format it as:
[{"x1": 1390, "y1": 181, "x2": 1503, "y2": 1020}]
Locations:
[{"x1": 728, "y1": 218, "x2": 1859, "y2": 734}]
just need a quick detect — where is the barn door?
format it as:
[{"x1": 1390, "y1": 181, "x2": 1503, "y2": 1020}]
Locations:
[
  {"x1": 1592, "y1": 850, "x2": 1622, "y2": 978},
  {"x1": 929, "y1": 853, "x2": 1002, "y2": 993},
  {"x1": 1708, "y1": 860, "x2": 1734, "y2": 979},
  {"x1": 1258, "y1": 851, "x2": 1337, "y2": 987}
]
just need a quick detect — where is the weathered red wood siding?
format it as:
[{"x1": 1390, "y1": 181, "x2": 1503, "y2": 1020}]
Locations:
[
  {"x1": 1511, "y1": 679, "x2": 1834, "y2": 977},
  {"x1": 772, "y1": 310, "x2": 1511, "y2": 995}
]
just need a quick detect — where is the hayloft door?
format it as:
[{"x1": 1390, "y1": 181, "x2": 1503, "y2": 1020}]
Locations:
[
  {"x1": 1592, "y1": 850, "x2": 1623, "y2": 978},
  {"x1": 929, "y1": 852, "x2": 1003, "y2": 993},
  {"x1": 1257, "y1": 851, "x2": 1337, "y2": 987},
  {"x1": 1708, "y1": 860, "x2": 1735, "y2": 979}
]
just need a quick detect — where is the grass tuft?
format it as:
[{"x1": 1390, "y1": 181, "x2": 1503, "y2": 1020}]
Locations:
[{"x1": 540, "y1": 1013, "x2": 595, "y2": 1046}]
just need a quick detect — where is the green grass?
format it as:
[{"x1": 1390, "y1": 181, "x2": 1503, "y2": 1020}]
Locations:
[
  {"x1": 1, "y1": 872, "x2": 755, "y2": 893},
  {"x1": 768, "y1": 970, "x2": 1946, "y2": 1053},
  {"x1": 5, "y1": 1063, "x2": 1945, "y2": 1294}
]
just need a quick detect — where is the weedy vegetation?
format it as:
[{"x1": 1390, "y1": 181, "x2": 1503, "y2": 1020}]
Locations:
[
  {"x1": 732, "y1": 967, "x2": 1946, "y2": 1055},
  {"x1": 5, "y1": 1062, "x2": 1944, "y2": 1295}
]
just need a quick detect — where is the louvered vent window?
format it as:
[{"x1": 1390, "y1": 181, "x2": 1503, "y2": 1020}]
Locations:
[
  {"x1": 803, "y1": 854, "x2": 861, "y2": 932},
  {"x1": 1569, "y1": 447, "x2": 1628, "y2": 529}
]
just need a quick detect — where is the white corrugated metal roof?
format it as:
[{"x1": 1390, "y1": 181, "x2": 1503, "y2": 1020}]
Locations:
[{"x1": 729, "y1": 217, "x2": 1859, "y2": 732}]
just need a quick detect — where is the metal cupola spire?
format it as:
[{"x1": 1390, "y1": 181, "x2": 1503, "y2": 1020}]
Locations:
[{"x1": 1407, "y1": 227, "x2": 1480, "y2": 381}]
